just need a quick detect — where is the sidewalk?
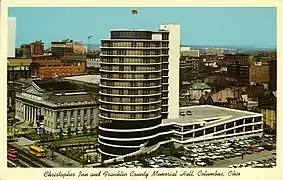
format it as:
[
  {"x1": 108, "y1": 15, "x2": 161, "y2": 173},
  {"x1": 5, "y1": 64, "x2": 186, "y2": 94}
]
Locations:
[{"x1": 45, "y1": 150, "x2": 81, "y2": 168}]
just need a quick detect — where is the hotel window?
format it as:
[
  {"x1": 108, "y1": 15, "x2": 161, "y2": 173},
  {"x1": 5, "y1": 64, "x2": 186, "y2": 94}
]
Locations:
[{"x1": 78, "y1": 110, "x2": 81, "y2": 117}]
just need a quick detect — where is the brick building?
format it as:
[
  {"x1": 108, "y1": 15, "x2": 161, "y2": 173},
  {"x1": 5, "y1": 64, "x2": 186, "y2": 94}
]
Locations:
[
  {"x1": 30, "y1": 55, "x2": 86, "y2": 79},
  {"x1": 18, "y1": 41, "x2": 44, "y2": 58},
  {"x1": 30, "y1": 41, "x2": 44, "y2": 56},
  {"x1": 249, "y1": 62, "x2": 269, "y2": 84}
]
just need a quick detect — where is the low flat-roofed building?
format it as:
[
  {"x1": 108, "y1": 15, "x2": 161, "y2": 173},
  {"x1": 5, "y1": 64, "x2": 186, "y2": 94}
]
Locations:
[{"x1": 158, "y1": 105, "x2": 263, "y2": 145}]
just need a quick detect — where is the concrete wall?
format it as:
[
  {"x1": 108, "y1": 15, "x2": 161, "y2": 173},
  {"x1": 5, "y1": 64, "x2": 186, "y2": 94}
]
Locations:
[
  {"x1": 160, "y1": 24, "x2": 180, "y2": 119},
  {"x1": 8, "y1": 17, "x2": 16, "y2": 58}
]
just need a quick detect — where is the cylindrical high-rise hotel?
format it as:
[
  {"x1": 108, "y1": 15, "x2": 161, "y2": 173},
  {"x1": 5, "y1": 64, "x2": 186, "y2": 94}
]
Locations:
[
  {"x1": 98, "y1": 30, "x2": 171, "y2": 160},
  {"x1": 98, "y1": 25, "x2": 180, "y2": 160}
]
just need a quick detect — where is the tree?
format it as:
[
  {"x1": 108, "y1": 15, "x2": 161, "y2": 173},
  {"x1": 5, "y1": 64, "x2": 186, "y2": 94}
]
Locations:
[{"x1": 67, "y1": 127, "x2": 71, "y2": 138}]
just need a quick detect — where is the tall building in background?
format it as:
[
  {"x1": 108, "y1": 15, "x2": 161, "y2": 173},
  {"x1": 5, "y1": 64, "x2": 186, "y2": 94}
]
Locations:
[
  {"x1": 268, "y1": 59, "x2": 277, "y2": 91},
  {"x1": 8, "y1": 17, "x2": 16, "y2": 58},
  {"x1": 30, "y1": 41, "x2": 44, "y2": 56},
  {"x1": 98, "y1": 24, "x2": 180, "y2": 160}
]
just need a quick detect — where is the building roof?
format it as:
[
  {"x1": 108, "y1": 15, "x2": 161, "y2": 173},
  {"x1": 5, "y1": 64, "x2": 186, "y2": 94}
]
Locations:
[
  {"x1": 47, "y1": 92, "x2": 96, "y2": 103},
  {"x1": 162, "y1": 105, "x2": 261, "y2": 125},
  {"x1": 63, "y1": 75, "x2": 100, "y2": 84},
  {"x1": 201, "y1": 88, "x2": 244, "y2": 103},
  {"x1": 189, "y1": 83, "x2": 210, "y2": 90},
  {"x1": 33, "y1": 79, "x2": 79, "y2": 92},
  {"x1": 7, "y1": 58, "x2": 32, "y2": 66}
]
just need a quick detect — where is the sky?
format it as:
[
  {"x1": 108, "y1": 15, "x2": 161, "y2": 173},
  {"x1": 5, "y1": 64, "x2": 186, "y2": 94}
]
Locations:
[{"x1": 8, "y1": 7, "x2": 277, "y2": 48}]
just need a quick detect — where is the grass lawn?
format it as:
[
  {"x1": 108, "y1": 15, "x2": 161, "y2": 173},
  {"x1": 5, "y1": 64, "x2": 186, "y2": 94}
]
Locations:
[
  {"x1": 43, "y1": 135, "x2": 98, "y2": 146},
  {"x1": 60, "y1": 149, "x2": 84, "y2": 162}
]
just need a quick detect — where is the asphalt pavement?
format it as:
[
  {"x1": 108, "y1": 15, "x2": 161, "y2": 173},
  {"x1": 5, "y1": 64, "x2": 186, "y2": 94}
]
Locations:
[{"x1": 210, "y1": 150, "x2": 276, "y2": 167}]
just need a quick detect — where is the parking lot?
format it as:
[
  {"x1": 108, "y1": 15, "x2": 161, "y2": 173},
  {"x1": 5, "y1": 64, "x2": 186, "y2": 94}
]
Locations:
[
  {"x1": 106, "y1": 135, "x2": 276, "y2": 168},
  {"x1": 211, "y1": 150, "x2": 276, "y2": 167}
]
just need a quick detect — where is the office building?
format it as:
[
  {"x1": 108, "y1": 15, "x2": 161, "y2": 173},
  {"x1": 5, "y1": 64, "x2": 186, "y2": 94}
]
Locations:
[
  {"x1": 268, "y1": 59, "x2": 277, "y2": 91},
  {"x1": 225, "y1": 54, "x2": 251, "y2": 86},
  {"x1": 205, "y1": 48, "x2": 225, "y2": 55},
  {"x1": 8, "y1": 17, "x2": 16, "y2": 58},
  {"x1": 98, "y1": 24, "x2": 180, "y2": 160},
  {"x1": 249, "y1": 62, "x2": 269, "y2": 85}
]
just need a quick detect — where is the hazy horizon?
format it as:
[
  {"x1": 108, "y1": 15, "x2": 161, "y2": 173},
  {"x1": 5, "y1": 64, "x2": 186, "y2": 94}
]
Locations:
[{"x1": 8, "y1": 7, "x2": 277, "y2": 48}]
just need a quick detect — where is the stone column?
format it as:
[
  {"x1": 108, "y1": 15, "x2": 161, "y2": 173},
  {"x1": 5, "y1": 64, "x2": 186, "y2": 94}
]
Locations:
[
  {"x1": 74, "y1": 109, "x2": 78, "y2": 128},
  {"x1": 87, "y1": 109, "x2": 91, "y2": 129},
  {"x1": 60, "y1": 111, "x2": 64, "y2": 130},
  {"x1": 23, "y1": 104, "x2": 26, "y2": 121},
  {"x1": 80, "y1": 109, "x2": 84, "y2": 128},
  {"x1": 67, "y1": 110, "x2": 71, "y2": 128}
]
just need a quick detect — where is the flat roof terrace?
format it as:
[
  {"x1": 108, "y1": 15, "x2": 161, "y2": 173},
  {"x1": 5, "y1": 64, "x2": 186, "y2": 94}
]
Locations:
[{"x1": 162, "y1": 105, "x2": 262, "y2": 125}]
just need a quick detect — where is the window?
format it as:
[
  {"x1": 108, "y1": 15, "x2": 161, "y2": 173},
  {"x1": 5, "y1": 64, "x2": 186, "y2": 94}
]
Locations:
[
  {"x1": 70, "y1": 111, "x2": 74, "y2": 117},
  {"x1": 64, "y1": 111, "x2": 67, "y2": 119}
]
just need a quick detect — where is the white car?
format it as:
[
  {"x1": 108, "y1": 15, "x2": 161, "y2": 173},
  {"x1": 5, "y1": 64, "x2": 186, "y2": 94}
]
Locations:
[
  {"x1": 256, "y1": 164, "x2": 264, "y2": 168},
  {"x1": 196, "y1": 162, "x2": 207, "y2": 167},
  {"x1": 246, "y1": 161, "x2": 253, "y2": 165}
]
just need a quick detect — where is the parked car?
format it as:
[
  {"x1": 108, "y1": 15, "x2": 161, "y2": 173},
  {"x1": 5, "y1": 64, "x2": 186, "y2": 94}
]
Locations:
[{"x1": 196, "y1": 162, "x2": 207, "y2": 167}]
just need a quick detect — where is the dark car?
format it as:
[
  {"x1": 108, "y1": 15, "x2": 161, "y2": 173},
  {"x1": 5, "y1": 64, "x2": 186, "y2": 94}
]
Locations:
[
  {"x1": 230, "y1": 154, "x2": 237, "y2": 158},
  {"x1": 203, "y1": 159, "x2": 214, "y2": 165},
  {"x1": 224, "y1": 155, "x2": 231, "y2": 159},
  {"x1": 246, "y1": 150, "x2": 253, "y2": 154}
]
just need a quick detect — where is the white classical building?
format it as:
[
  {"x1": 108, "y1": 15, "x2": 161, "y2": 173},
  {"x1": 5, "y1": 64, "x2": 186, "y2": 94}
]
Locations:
[{"x1": 15, "y1": 80, "x2": 100, "y2": 134}]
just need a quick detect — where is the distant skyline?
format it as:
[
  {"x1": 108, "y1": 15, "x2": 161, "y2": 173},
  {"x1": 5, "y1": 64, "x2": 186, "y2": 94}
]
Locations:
[{"x1": 8, "y1": 7, "x2": 277, "y2": 48}]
